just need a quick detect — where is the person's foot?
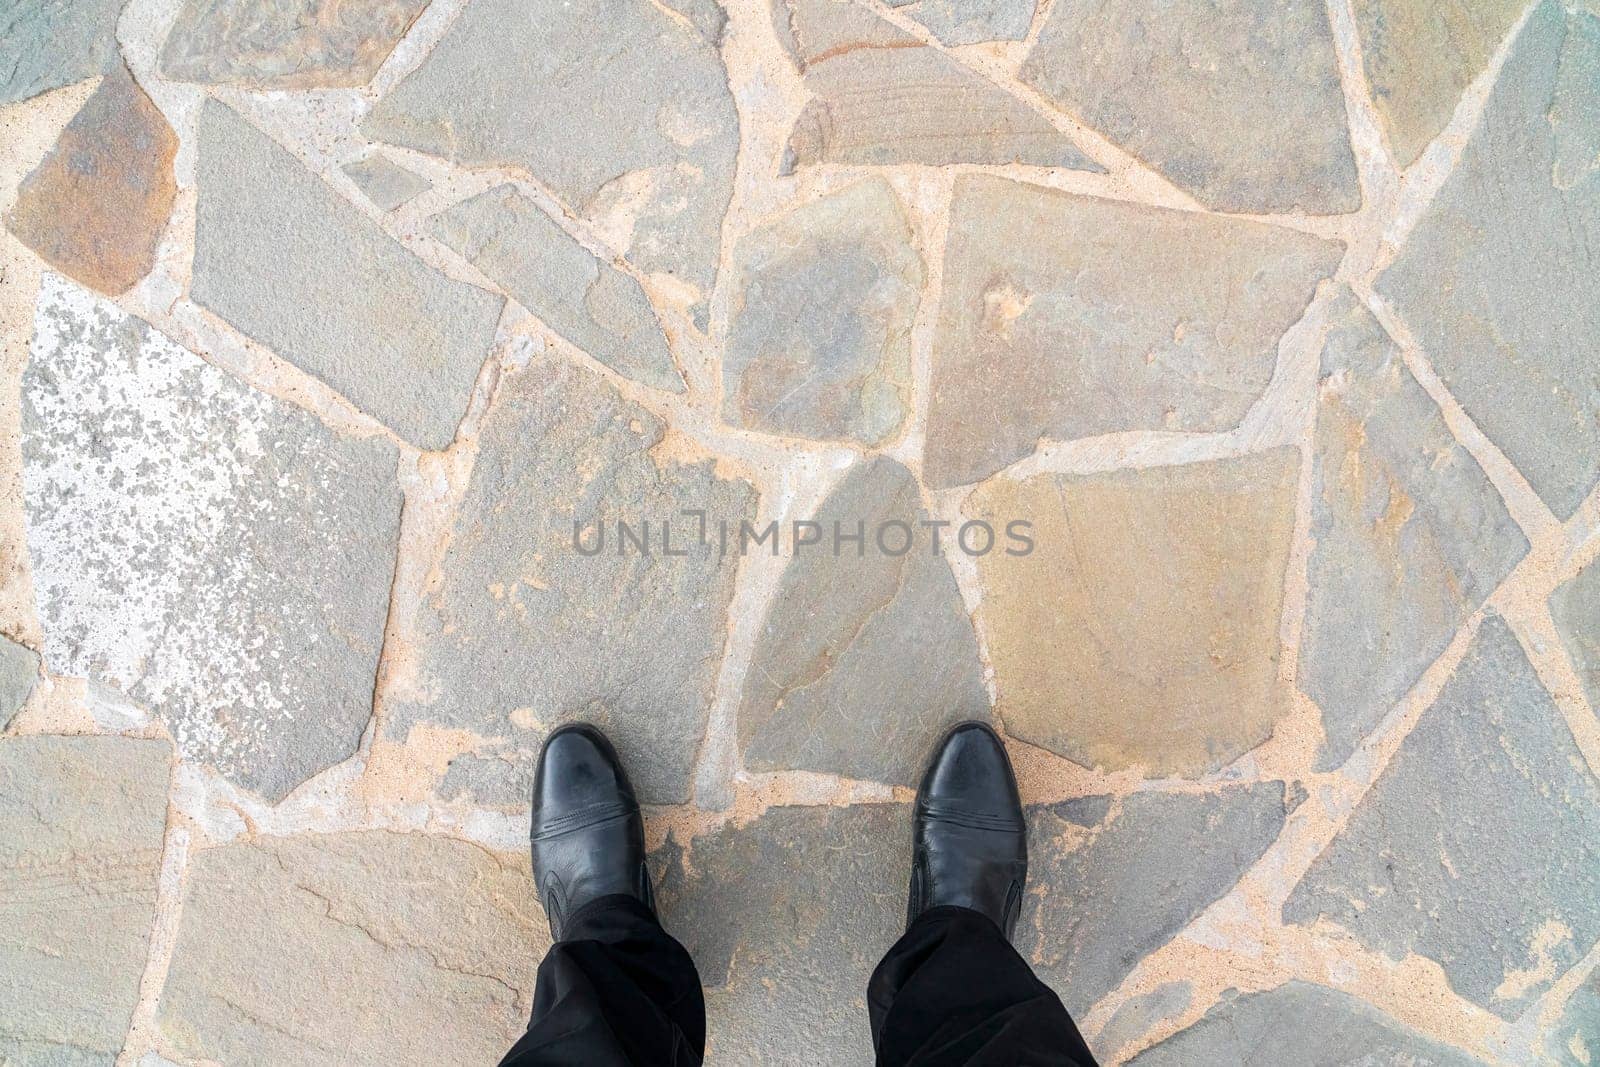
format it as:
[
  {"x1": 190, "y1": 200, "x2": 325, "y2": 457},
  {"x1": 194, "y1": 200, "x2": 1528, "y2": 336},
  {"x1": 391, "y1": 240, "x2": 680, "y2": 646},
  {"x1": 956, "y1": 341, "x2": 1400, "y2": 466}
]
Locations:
[
  {"x1": 530, "y1": 723, "x2": 653, "y2": 939},
  {"x1": 906, "y1": 721, "x2": 1027, "y2": 938}
]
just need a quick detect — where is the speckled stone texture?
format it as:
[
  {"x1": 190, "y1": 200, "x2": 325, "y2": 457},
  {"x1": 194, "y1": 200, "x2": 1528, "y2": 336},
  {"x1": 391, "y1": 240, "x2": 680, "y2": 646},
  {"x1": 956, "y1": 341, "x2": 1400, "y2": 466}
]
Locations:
[
  {"x1": 22, "y1": 277, "x2": 401, "y2": 801},
  {"x1": 3, "y1": 0, "x2": 1594, "y2": 1061}
]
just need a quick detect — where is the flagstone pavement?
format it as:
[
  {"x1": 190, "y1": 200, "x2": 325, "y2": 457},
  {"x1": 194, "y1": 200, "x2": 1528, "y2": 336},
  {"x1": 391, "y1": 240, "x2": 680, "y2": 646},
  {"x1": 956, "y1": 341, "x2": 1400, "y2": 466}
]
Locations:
[{"x1": 2, "y1": 0, "x2": 1599, "y2": 1063}]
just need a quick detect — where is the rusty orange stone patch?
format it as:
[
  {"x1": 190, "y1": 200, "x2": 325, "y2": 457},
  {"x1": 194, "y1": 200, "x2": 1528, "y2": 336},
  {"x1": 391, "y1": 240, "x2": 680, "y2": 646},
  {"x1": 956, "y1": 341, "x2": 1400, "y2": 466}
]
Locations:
[{"x1": 5, "y1": 65, "x2": 177, "y2": 296}]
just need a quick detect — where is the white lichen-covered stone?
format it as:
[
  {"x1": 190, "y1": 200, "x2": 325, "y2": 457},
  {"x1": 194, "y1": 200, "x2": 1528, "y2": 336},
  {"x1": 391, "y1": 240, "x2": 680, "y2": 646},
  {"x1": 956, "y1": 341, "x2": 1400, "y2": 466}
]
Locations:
[{"x1": 22, "y1": 276, "x2": 402, "y2": 802}]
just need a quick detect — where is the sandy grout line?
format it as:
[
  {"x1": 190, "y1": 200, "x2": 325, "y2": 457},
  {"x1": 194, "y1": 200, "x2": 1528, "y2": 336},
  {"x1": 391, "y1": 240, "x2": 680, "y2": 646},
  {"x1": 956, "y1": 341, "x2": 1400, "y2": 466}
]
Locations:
[{"x1": 116, "y1": 789, "x2": 192, "y2": 1065}]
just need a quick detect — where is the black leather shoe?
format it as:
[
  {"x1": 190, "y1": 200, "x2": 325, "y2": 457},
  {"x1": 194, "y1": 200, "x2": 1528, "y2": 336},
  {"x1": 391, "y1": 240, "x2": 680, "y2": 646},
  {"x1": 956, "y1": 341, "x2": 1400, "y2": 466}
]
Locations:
[
  {"x1": 907, "y1": 721, "x2": 1027, "y2": 938},
  {"x1": 530, "y1": 723, "x2": 653, "y2": 939}
]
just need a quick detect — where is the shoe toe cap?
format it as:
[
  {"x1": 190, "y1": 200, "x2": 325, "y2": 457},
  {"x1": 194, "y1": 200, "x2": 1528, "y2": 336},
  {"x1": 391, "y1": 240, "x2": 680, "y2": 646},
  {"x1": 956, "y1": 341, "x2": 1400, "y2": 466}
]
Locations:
[
  {"x1": 534, "y1": 725, "x2": 636, "y2": 815},
  {"x1": 921, "y1": 722, "x2": 1021, "y2": 819}
]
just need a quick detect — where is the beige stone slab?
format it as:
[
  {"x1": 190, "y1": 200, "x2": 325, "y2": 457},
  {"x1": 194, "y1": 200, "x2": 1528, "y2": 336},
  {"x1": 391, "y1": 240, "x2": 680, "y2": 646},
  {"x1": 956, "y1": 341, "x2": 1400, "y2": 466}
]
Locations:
[
  {"x1": 965, "y1": 449, "x2": 1301, "y2": 776},
  {"x1": 926, "y1": 176, "x2": 1341, "y2": 487},
  {"x1": 1, "y1": 736, "x2": 171, "y2": 1065},
  {"x1": 157, "y1": 832, "x2": 546, "y2": 1067}
]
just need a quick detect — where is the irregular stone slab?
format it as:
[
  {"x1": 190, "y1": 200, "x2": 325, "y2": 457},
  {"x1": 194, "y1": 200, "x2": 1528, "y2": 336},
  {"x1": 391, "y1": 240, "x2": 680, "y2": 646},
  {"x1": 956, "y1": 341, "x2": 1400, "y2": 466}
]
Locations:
[
  {"x1": 432, "y1": 184, "x2": 683, "y2": 393},
  {"x1": 0, "y1": 0, "x2": 122, "y2": 105},
  {"x1": 966, "y1": 450, "x2": 1300, "y2": 776},
  {"x1": 1284, "y1": 615, "x2": 1600, "y2": 1018},
  {"x1": 654, "y1": 803, "x2": 908, "y2": 1062},
  {"x1": 885, "y1": 0, "x2": 1036, "y2": 45},
  {"x1": 342, "y1": 153, "x2": 430, "y2": 212},
  {"x1": 0, "y1": 635, "x2": 38, "y2": 729},
  {"x1": 1353, "y1": 0, "x2": 1526, "y2": 167},
  {"x1": 23, "y1": 276, "x2": 402, "y2": 802},
  {"x1": 5, "y1": 64, "x2": 177, "y2": 296},
  {"x1": 0, "y1": 736, "x2": 170, "y2": 1065},
  {"x1": 724, "y1": 179, "x2": 921, "y2": 445},
  {"x1": 1377, "y1": 2, "x2": 1600, "y2": 519},
  {"x1": 1299, "y1": 293, "x2": 1527, "y2": 770},
  {"x1": 1019, "y1": 785, "x2": 1289, "y2": 1014},
  {"x1": 386, "y1": 349, "x2": 756, "y2": 804},
  {"x1": 1020, "y1": 0, "x2": 1360, "y2": 214},
  {"x1": 1553, "y1": 558, "x2": 1600, "y2": 716},
  {"x1": 775, "y1": 0, "x2": 1097, "y2": 171},
  {"x1": 739, "y1": 457, "x2": 987, "y2": 784},
  {"x1": 925, "y1": 176, "x2": 1341, "y2": 487},
  {"x1": 159, "y1": 0, "x2": 429, "y2": 89},
  {"x1": 193, "y1": 101, "x2": 502, "y2": 450},
  {"x1": 158, "y1": 832, "x2": 545, "y2": 1066},
  {"x1": 363, "y1": 0, "x2": 737, "y2": 318},
  {"x1": 1129, "y1": 981, "x2": 1488, "y2": 1066}
]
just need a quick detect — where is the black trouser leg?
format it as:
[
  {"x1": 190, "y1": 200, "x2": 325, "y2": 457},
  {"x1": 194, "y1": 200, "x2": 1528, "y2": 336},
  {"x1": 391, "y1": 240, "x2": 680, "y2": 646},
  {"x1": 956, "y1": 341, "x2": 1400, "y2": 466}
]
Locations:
[
  {"x1": 868, "y1": 906, "x2": 1099, "y2": 1066},
  {"x1": 500, "y1": 895, "x2": 705, "y2": 1067}
]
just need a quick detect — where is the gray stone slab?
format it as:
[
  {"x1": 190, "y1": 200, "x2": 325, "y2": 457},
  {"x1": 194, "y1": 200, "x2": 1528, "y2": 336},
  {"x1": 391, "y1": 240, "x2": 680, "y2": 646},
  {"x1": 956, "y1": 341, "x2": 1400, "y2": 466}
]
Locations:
[
  {"x1": 0, "y1": 0, "x2": 122, "y2": 105},
  {"x1": 1019, "y1": 784, "x2": 1290, "y2": 1015},
  {"x1": 0, "y1": 736, "x2": 170, "y2": 1065},
  {"x1": 1377, "y1": 2, "x2": 1600, "y2": 519},
  {"x1": 1285, "y1": 614, "x2": 1600, "y2": 1018},
  {"x1": 157, "y1": 832, "x2": 545, "y2": 1066},
  {"x1": 885, "y1": 0, "x2": 1035, "y2": 45},
  {"x1": 724, "y1": 179, "x2": 922, "y2": 445},
  {"x1": 1020, "y1": 0, "x2": 1360, "y2": 214},
  {"x1": 193, "y1": 100, "x2": 503, "y2": 450},
  {"x1": 738, "y1": 457, "x2": 988, "y2": 784},
  {"x1": 23, "y1": 275, "x2": 402, "y2": 802},
  {"x1": 0, "y1": 635, "x2": 38, "y2": 729},
  {"x1": 653, "y1": 803, "x2": 908, "y2": 1063},
  {"x1": 159, "y1": 0, "x2": 429, "y2": 88},
  {"x1": 1553, "y1": 558, "x2": 1600, "y2": 718},
  {"x1": 362, "y1": 0, "x2": 737, "y2": 321},
  {"x1": 926, "y1": 176, "x2": 1342, "y2": 487},
  {"x1": 385, "y1": 349, "x2": 756, "y2": 804},
  {"x1": 1300, "y1": 293, "x2": 1527, "y2": 770},
  {"x1": 1352, "y1": 0, "x2": 1526, "y2": 167},
  {"x1": 432, "y1": 184, "x2": 683, "y2": 393},
  {"x1": 776, "y1": 0, "x2": 1098, "y2": 172},
  {"x1": 342, "y1": 153, "x2": 430, "y2": 212},
  {"x1": 1128, "y1": 981, "x2": 1488, "y2": 1066}
]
